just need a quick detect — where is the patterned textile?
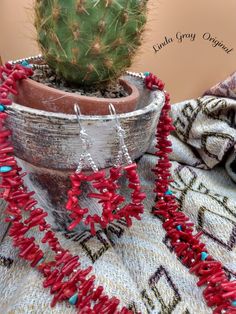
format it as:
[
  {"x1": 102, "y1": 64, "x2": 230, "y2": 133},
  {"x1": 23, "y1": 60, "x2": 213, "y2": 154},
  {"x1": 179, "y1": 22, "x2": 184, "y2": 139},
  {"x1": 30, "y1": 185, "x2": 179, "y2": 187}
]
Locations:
[
  {"x1": 204, "y1": 71, "x2": 236, "y2": 100},
  {"x1": 204, "y1": 72, "x2": 236, "y2": 182},
  {"x1": 0, "y1": 93, "x2": 236, "y2": 313}
]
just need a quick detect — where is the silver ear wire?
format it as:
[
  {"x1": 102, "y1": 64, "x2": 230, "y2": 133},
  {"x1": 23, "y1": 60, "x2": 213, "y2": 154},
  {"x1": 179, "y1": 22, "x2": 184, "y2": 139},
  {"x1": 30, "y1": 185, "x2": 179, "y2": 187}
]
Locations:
[
  {"x1": 74, "y1": 104, "x2": 83, "y2": 132},
  {"x1": 109, "y1": 103, "x2": 132, "y2": 167},
  {"x1": 109, "y1": 103, "x2": 122, "y2": 131},
  {"x1": 74, "y1": 104, "x2": 98, "y2": 173},
  {"x1": 74, "y1": 104, "x2": 92, "y2": 151}
]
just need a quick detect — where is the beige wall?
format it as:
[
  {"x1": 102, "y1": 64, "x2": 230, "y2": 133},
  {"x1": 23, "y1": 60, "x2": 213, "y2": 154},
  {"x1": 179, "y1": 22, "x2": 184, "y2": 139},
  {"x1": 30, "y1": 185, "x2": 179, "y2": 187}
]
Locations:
[
  {"x1": 1, "y1": 0, "x2": 236, "y2": 103},
  {"x1": 132, "y1": 0, "x2": 236, "y2": 102},
  {"x1": 0, "y1": 0, "x2": 38, "y2": 62}
]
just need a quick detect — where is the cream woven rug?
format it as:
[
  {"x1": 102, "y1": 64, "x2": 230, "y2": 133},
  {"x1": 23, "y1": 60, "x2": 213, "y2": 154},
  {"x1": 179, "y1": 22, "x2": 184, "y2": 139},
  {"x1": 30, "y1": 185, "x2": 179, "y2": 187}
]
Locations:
[{"x1": 0, "y1": 77, "x2": 235, "y2": 313}]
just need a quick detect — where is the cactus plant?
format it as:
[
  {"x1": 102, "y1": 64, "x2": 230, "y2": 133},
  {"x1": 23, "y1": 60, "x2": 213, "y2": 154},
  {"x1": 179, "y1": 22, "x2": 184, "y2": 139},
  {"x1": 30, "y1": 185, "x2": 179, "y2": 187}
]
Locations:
[{"x1": 34, "y1": 0, "x2": 148, "y2": 85}]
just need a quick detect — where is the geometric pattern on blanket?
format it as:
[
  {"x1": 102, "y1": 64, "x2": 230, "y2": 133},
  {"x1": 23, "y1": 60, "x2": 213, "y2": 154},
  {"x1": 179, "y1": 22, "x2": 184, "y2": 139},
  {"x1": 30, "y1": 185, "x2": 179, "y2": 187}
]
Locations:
[
  {"x1": 170, "y1": 165, "x2": 236, "y2": 251},
  {"x1": 0, "y1": 255, "x2": 13, "y2": 268},
  {"x1": 203, "y1": 71, "x2": 236, "y2": 183},
  {"x1": 171, "y1": 96, "x2": 236, "y2": 188}
]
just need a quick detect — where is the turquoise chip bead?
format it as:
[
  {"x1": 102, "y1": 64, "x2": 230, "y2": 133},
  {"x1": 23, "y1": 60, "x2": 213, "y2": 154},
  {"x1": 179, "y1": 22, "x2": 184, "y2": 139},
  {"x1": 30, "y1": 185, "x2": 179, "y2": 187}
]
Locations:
[
  {"x1": 21, "y1": 60, "x2": 29, "y2": 66},
  {"x1": 201, "y1": 252, "x2": 209, "y2": 261},
  {"x1": 36, "y1": 257, "x2": 45, "y2": 266},
  {"x1": 21, "y1": 60, "x2": 32, "y2": 68},
  {"x1": 0, "y1": 166, "x2": 12, "y2": 173},
  {"x1": 176, "y1": 225, "x2": 182, "y2": 231},
  {"x1": 69, "y1": 293, "x2": 78, "y2": 305},
  {"x1": 0, "y1": 104, "x2": 6, "y2": 112},
  {"x1": 144, "y1": 72, "x2": 150, "y2": 77},
  {"x1": 232, "y1": 300, "x2": 236, "y2": 307},
  {"x1": 165, "y1": 190, "x2": 173, "y2": 195}
]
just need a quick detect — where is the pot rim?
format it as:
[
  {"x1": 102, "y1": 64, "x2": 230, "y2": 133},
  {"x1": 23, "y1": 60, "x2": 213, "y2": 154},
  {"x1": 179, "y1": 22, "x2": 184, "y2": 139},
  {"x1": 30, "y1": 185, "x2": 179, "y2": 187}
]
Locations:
[
  {"x1": 20, "y1": 76, "x2": 139, "y2": 104},
  {"x1": 11, "y1": 90, "x2": 163, "y2": 122}
]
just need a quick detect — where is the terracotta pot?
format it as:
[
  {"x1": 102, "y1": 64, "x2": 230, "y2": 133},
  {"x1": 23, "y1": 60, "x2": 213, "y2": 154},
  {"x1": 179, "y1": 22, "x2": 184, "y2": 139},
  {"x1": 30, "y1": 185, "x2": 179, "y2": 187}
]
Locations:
[
  {"x1": 14, "y1": 76, "x2": 140, "y2": 115},
  {"x1": 7, "y1": 75, "x2": 165, "y2": 209}
]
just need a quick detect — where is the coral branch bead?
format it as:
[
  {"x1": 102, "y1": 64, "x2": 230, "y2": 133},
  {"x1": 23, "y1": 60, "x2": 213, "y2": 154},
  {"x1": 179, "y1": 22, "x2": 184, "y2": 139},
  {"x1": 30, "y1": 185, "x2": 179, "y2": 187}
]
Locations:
[{"x1": 66, "y1": 164, "x2": 145, "y2": 235}]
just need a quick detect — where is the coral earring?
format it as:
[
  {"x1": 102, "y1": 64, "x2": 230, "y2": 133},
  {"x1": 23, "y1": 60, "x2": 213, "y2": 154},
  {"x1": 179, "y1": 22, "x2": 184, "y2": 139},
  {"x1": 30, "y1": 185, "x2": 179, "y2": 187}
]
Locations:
[
  {"x1": 66, "y1": 163, "x2": 145, "y2": 235},
  {"x1": 66, "y1": 104, "x2": 146, "y2": 235}
]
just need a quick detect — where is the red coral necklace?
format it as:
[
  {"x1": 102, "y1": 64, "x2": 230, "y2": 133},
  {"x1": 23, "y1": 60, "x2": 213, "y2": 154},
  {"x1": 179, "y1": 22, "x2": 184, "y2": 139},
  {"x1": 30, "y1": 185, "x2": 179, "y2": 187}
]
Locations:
[{"x1": 0, "y1": 60, "x2": 235, "y2": 314}]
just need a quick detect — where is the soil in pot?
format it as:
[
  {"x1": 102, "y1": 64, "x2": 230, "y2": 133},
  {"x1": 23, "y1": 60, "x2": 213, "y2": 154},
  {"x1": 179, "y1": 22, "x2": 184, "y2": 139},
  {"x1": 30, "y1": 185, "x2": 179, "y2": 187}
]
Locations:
[{"x1": 32, "y1": 68, "x2": 129, "y2": 99}]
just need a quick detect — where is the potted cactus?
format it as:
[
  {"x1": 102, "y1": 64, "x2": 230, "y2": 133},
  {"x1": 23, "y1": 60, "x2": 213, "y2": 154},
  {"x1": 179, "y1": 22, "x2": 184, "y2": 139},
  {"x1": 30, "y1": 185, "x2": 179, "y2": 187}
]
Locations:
[
  {"x1": 15, "y1": 0, "x2": 148, "y2": 114},
  {"x1": 6, "y1": 0, "x2": 166, "y2": 214}
]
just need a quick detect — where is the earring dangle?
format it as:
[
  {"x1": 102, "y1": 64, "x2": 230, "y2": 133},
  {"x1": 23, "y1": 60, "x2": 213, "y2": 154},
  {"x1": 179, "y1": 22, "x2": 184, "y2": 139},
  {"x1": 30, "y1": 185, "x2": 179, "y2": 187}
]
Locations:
[
  {"x1": 66, "y1": 104, "x2": 146, "y2": 236},
  {"x1": 107, "y1": 104, "x2": 146, "y2": 226},
  {"x1": 66, "y1": 104, "x2": 107, "y2": 235}
]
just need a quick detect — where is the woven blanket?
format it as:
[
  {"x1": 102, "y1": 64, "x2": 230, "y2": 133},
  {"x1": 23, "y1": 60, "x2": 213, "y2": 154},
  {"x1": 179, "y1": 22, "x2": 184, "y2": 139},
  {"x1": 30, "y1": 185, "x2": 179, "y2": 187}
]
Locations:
[{"x1": 0, "y1": 74, "x2": 236, "y2": 314}]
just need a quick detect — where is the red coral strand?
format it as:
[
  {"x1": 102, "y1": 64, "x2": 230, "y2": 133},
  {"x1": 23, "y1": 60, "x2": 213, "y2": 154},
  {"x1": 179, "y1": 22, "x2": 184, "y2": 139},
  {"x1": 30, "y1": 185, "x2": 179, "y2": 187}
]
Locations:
[
  {"x1": 146, "y1": 72, "x2": 236, "y2": 314},
  {"x1": 0, "y1": 61, "x2": 235, "y2": 313},
  {"x1": 0, "y1": 62, "x2": 131, "y2": 313}
]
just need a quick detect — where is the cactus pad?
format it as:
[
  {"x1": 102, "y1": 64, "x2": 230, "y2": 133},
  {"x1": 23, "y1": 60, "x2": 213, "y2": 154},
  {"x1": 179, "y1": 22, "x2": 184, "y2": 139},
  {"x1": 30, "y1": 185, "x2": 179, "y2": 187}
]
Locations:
[{"x1": 35, "y1": 0, "x2": 148, "y2": 85}]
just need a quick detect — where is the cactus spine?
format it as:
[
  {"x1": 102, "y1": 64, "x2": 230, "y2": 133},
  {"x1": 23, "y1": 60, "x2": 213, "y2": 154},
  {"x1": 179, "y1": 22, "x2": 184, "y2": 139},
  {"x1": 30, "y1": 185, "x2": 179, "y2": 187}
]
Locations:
[{"x1": 34, "y1": 0, "x2": 148, "y2": 85}]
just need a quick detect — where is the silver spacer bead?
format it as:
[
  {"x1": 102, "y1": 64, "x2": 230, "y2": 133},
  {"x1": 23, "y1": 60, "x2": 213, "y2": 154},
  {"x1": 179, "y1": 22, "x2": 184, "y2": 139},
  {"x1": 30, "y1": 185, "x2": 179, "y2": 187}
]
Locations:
[
  {"x1": 126, "y1": 71, "x2": 145, "y2": 80},
  {"x1": 32, "y1": 64, "x2": 49, "y2": 70},
  {"x1": 73, "y1": 266, "x2": 80, "y2": 273},
  {"x1": 9, "y1": 54, "x2": 43, "y2": 65}
]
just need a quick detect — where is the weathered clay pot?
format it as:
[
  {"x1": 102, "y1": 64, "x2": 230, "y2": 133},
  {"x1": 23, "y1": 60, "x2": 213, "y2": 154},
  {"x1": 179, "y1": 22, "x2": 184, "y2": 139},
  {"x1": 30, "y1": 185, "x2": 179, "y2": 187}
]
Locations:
[
  {"x1": 15, "y1": 76, "x2": 140, "y2": 115},
  {"x1": 7, "y1": 76, "x2": 165, "y2": 210}
]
